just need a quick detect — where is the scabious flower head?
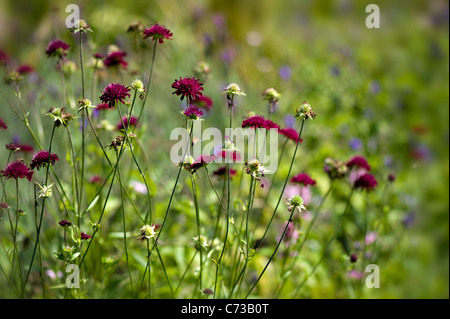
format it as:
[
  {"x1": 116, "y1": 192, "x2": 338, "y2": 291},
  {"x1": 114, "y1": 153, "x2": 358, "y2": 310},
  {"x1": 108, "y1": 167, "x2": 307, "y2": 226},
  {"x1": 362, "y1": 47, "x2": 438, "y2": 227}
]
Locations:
[
  {"x1": 182, "y1": 105, "x2": 204, "y2": 120},
  {"x1": 58, "y1": 220, "x2": 71, "y2": 227},
  {"x1": 350, "y1": 253, "x2": 358, "y2": 263},
  {"x1": 131, "y1": 79, "x2": 145, "y2": 96},
  {"x1": 5, "y1": 143, "x2": 20, "y2": 152},
  {"x1": 30, "y1": 150, "x2": 59, "y2": 170},
  {"x1": 80, "y1": 232, "x2": 92, "y2": 240},
  {"x1": 36, "y1": 182, "x2": 54, "y2": 198},
  {"x1": 104, "y1": 50, "x2": 128, "y2": 68},
  {"x1": 96, "y1": 103, "x2": 111, "y2": 110},
  {"x1": 323, "y1": 157, "x2": 348, "y2": 180},
  {"x1": 287, "y1": 195, "x2": 306, "y2": 213},
  {"x1": 46, "y1": 39, "x2": 70, "y2": 58},
  {"x1": 172, "y1": 76, "x2": 204, "y2": 102},
  {"x1": 213, "y1": 166, "x2": 237, "y2": 179},
  {"x1": 347, "y1": 156, "x2": 371, "y2": 171},
  {"x1": 264, "y1": 119, "x2": 280, "y2": 129},
  {"x1": 190, "y1": 154, "x2": 216, "y2": 172},
  {"x1": 223, "y1": 83, "x2": 246, "y2": 97},
  {"x1": 47, "y1": 107, "x2": 75, "y2": 127},
  {"x1": 0, "y1": 49, "x2": 10, "y2": 66},
  {"x1": 143, "y1": 24, "x2": 173, "y2": 43},
  {"x1": 100, "y1": 83, "x2": 131, "y2": 107},
  {"x1": 193, "y1": 95, "x2": 213, "y2": 111},
  {"x1": 388, "y1": 173, "x2": 396, "y2": 182},
  {"x1": 290, "y1": 173, "x2": 316, "y2": 187},
  {"x1": 0, "y1": 117, "x2": 7, "y2": 131},
  {"x1": 60, "y1": 59, "x2": 77, "y2": 75},
  {"x1": 241, "y1": 115, "x2": 267, "y2": 129},
  {"x1": 262, "y1": 88, "x2": 280, "y2": 104},
  {"x1": 116, "y1": 115, "x2": 139, "y2": 131},
  {"x1": 193, "y1": 235, "x2": 209, "y2": 250},
  {"x1": 279, "y1": 128, "x2": 302, "y2": 143},
  {"x1": 354, "y1": 173, "x2": 378, "y2": 191},
  {"x1": 16, "y1": 65, "x2": 34, "y2": 75},
  {"x1": 245, "y1": 159, "x2": 265, "y2": 180},
  {"x1": 193, "y1": 61, "x2": 211, "y2": 81},
  {"x1": 137, "y1": 224, "x2": 157, "y2": 240},
  {"x1": 0, "y1": 202, "x2": 9, "y2": 209},
  {"x1": 295, "y1": 101, "x2": 316, "y2": 120},
  {"x1": 1, "y1": 160, "x2": 34, "y2": 181}
]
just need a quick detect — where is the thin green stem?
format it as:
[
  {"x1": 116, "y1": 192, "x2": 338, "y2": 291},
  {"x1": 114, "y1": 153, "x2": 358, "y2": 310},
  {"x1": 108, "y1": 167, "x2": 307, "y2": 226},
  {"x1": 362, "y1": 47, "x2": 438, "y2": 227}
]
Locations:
[
  {"x1": 190, "y1": 174, "x2": 203, "y2": 294},
  {"x1": 256, "y1": 119, "x2": 305, "y2": 249}
]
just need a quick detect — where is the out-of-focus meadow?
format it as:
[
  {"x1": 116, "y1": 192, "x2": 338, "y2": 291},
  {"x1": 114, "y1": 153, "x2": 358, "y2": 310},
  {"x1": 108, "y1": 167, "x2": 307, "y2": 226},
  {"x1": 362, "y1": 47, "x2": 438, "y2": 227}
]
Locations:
[{"x1": 0, "y1": 0, "x2": 448, "y2": 298}]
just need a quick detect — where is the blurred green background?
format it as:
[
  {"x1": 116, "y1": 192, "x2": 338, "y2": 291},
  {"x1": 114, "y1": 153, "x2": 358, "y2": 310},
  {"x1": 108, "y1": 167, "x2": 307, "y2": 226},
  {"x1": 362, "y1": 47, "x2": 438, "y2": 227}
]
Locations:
[{"x1": 0, "y1": 0, "x2": 448, "y2": 298}]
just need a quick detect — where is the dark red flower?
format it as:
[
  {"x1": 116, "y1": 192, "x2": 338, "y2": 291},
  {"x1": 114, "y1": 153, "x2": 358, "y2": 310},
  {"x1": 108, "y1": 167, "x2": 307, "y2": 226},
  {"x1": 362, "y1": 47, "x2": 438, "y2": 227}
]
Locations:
[
  {"x1": 279, "y1": 128, "x2": 303, "y2": 143},
  {"x1": 1, "y1": 160, "x2": 34, "y2": 181},
  {"x1": 0, "y1": 202, "x2": 9, "y2": 209},
  {"x1": 290, "y1": 173, "x2": 316, "y2": 187},
  {"x1": 218, "y1": 150, "x2": 241, "y2": 162},
  {"x1": 190, "y1": 154, "x2": 217, "y2": 171},
  {"x1": 0, "y1": 49, "x2": 11, "y2": 66},
  {"x1": 193, "y1": 95, "x2": 213, "y2": 111},
  {"x1": 143, "y1": 24, "x2": 173, "y2": 44},
  {"x1": 116, "y1": 116, "x2": 139, "y2": 131},
  {"x1": 30, "y1": 150, "x2": 59, "y2": 170},
  {"x1": 93, "y1": 53, "x2": 104, "y2": 59},
  {"x1": 5, "y1": 143, "x2": 20, "y2": 151},
  {"x1": 183, "y1": 105, "x2": 204, "y2": 119},
  {"x1": 46, "y1": 39, "x2": 70, "y2": 58},
  {"x1": 89, "y1": 175, "x2": 103, "y2": 184},
  {"x1": 241, "y1": 115, "x2": 279, "y2": 130},
  {"x1": 242, "y1": 115, "x2": 266, "y2": 129},
  {"x1": 350, "y1": 253, "x2": 358, "y2": 263},
  {"x1": 100, "y1": 83, "x2": 131, "y2": 107},
  {"x1": 172, "y1": 77, "x2": 204, "y2": 103},
  {"x1": 347, "y1": 156, "x2": 371, "y2": 171},
  {"x1": 17, "y1": 144, "x2": 34, "y2": 153},
  {"x1": 388, "y1": 173, "x2": 396, "y2": 182},
  {"x1": 104, "y1": 51, "x2": 128, "y2": 68},
  {"x1": 264, "y1": 119, "x2": 280, "y2": 129},
  {"x1": 58, "y1": 220, "x2": 71, "y2": 227},
  {"x1": 96, "y1": 103, "x2": 112, "y2": 110},
  {"x1": 354, "y1": 173, "x2": 378, "y2": 191},
  {"x1": 0, "y1": 117, "x2": 7, "y2": 131},
  {"x1": 16, "y1": 65, "x2": 34, "y2": 75},
  {"x1": 213, "y1": 166, "x2": 237, "y2": 179},
  {"x1": 80, "y1": 232, "x2": 92, "y2": 240}
]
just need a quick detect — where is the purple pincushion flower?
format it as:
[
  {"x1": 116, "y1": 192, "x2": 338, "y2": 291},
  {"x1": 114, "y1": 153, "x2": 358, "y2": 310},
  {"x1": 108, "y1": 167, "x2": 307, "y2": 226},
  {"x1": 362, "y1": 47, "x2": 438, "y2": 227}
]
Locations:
[
  {"x1": 143, "y1": 24, "x2": 173, "y2": 43},
  {"x1": 1, "y1": 160, "x2": 34, "y2": 181},
  {"x1": 100, "y1": 83, "x2": 131, "y2": 107},
  {"x1": 46, "y1": 39, "x2": 70, "y2": 58},
  {"x1": 279, "y1": 128, "x2": 302, "y2": 143},
  {"x1": 354, "y1": 173, "x2": 378, "y2": 191},
  {"x1": 104, "y1": 51, "x2": 128, "y2": 68},
  {"x1": 30, "y1": 150, "x2": 59, "y2": 170},
  {"x1": 183, "y1": 105, "x2": 204, "y2": 119},
  {"x1": 172, "y1": 77, "x2": 204, "y2": 103},
  {"x1": 347, "y1": 156, "x2": 371, "y2": 171},
  {"x1": 290, "y1": 173, "x2": 316, "y2": 187}
]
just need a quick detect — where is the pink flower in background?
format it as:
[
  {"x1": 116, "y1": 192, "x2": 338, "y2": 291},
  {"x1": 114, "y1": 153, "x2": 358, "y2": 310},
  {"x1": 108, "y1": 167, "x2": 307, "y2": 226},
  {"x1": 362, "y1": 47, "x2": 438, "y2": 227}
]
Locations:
[
  {"x1": 0, "y1": 117, "x2": 7, "y2": 131},
  {"x1": 365, "y1": 232, "x2": 378, "y2": 245},
  {"x1": 290, "y1": 173, "x2": 316, "y2": 187},
  {"x1": 193, "y1": 95, "x2": 213, "y2": 111},
  {"x1": 46, "y1": 39, "x2": 70, "y2": 58},
  {"x1": 104, "y1": 51, "x2": 128, "y2": 68},
  {"x1": 30, "y1": 150, "x2": 59, "y2": 170},
  {"x1": 354, "y1": 173, "x2": 378, "y2": 192},
  {"x1": 347, "y1": 155, "x2": 371, "y2": 171},
  {"x1": 279, "y1": 128, "x2": 303, "y2": 143}
]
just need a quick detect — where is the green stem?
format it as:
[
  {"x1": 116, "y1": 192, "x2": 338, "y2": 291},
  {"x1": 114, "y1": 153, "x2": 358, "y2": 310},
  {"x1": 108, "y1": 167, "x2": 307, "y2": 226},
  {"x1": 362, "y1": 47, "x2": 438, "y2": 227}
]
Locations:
[
  {"x1": 245, "y1": 205, "x2": 296, "y2": 298},
  {"x1": 22, "y1": 123, "x2": 57, "y2": 294},
  {"x1": 137, "y1": 40, "x2": 157, "y2": 125},
  {"x1": 190, "y1": 174, "x2": 203, "y2": 294},
  {"x1": 256, "y1": 119, "x2": 305, "y2": 249}
]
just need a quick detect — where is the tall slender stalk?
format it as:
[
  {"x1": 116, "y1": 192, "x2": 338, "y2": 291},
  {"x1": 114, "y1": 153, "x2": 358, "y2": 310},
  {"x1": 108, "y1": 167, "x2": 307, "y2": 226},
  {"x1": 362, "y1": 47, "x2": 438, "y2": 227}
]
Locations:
[
  {"x1": 190, "y1": 174, "x2": 203, "y2": 294},
  {"x1": 23, "y1": 123, "x2": 57, "y2": 294},
  {"x1": 256, "y1": 119, "x2": 305, "y2": 249}
]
